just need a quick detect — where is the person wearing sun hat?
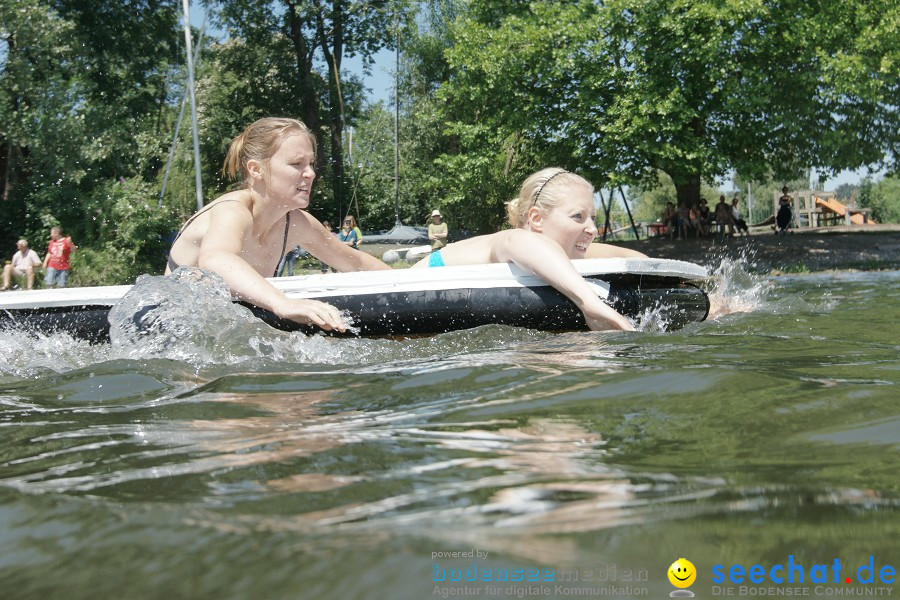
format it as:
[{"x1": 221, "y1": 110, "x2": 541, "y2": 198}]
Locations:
[{"x1": 428, "y1": 209, "x2": 448, "y2": 250}]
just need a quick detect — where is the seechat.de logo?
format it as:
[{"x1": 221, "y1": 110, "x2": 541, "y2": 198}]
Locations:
[{"x1": 711, "y1": 555, "x2": 896, "y2": 586}]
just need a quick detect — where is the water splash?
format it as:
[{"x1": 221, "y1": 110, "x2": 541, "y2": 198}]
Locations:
[
  {"x1": 0, "y1": 329, "x2": 111, "y2": 377},
  {"x1": 633, "y1": 301, "x2": 677, "y2": 332},
  {"x1": 703, "y1": 250, "x2": 773, "y2": 318},
  {"x1": 107, "y1": 268, "x2": 348, "y2": 366}
]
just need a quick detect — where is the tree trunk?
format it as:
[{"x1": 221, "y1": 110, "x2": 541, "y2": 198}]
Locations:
[
  {"x1": 2, "y1": 35, "x2": 15, "y2": 202},
  {"x1": 671, "y1": 172, "x2": 701, "y2": 208},
  {"x1": 316, "y1": 0, "x2": 347, "y2": 220},
  {"x1": 1, "y1": 139, "x2": 12, "y2": 202},
  {"x1": 328, "y1": 93, "x2": 345, "y2": 219},
  {"x1": 285, "y1": 1, "x2": 324, "y2": 166}
]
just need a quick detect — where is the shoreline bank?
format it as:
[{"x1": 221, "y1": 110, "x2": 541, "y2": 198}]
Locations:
[{"x1": 612, "y1": 225, "x2": 900, "y2": 274}]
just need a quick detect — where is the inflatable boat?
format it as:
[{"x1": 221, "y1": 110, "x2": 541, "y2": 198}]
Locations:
[{"x1": 0, "y1": 258, "x2": 709, "y2": 342}]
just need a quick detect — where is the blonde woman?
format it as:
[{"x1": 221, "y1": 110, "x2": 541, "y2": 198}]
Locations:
[
  {"x1": 338, "y1": 215, "x2": 360, "y2": 249},
  {"x1": 166, "y1": 117, "x2": 390, "y2": 333},
  {"x1": 411, "y1": 168, "x2": 645, "y2": 331}
]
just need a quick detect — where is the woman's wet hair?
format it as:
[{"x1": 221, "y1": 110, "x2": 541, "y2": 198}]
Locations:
[
  {"x1": 506, "y1": 168, "x2": 593, "y2": 228},
  {"x1": 222, "y1": 117, "x2": 317, "y2": 184}
]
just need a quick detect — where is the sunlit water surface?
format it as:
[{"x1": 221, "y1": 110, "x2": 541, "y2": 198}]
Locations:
[{"x1": 1, "y1": 264, "x2": 897, "y2": 599}]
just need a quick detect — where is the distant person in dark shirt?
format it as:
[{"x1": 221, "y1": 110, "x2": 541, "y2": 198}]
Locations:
[{"x1": 776, "y1": 186, "x2": 793, "y2": 234}]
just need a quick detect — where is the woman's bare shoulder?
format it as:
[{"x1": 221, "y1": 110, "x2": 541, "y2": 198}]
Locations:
[
  {"x1": 202, "y1": 192, "x2": 255, "y2": 225},
  {"x1": 208, "y1": 190, "x2": 251, "y2": 212}
]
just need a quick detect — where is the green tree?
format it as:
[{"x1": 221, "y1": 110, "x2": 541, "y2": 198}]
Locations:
[
  {"x1": 207, "y1": 0, "x2": 406, "y2": 222},
  {"x1": 859, "y1": 176, "x2": 900, "y2": 224},
  {"x1": 434, "y1": 0, "x2": 899, "y2": 219},
  {"x1": 1, "y1": 0, "x2": 76, "y2": 205},
  {"x1": 833, "y1": 183, "x2": 859, "y2": 202},
  {"x1": 1, "y1": 0, "x2": 181, "y2": 268}
]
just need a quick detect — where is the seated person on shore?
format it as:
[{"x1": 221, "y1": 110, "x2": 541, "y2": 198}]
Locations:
[
  {"x1": 2, "y1": 239, "x2": 42, "y2": 291},
  {"x1": 166, "y1": 117, "x2": 390, "y2": 333},
  {"x1": 715, "y1": 195, "x2": 736, "y2": 237},
  {"x1": 698, "y1": 199, "x2": 713, "y2": 234},
  {"x1": 338, "y1": 216, "x2": 360, "y2": 249},
  {"x1": 776, "y1": 186, "x2": 793, "y2": 234},
  {"x1": 676, "y1": 201, "x2": 693, "y2": 240},
  {"x1": 281, "y1": 244, "x2": 308, "y2": 277},
  {"x1": 410, "y1": 168, "x2": 646, "y2": 331},
  {"x1": 689, "y1": 203, "x2": 706, "y2": 238},
  {"x1": 662, "y1": 202, "x2": 677, "y2": 238},
  {"x1": 731, "y1": 196, "x2": 749, "y2": 236}
]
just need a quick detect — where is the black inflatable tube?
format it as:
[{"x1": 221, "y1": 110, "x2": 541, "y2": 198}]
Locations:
[
  {"x1": 1, "y1": 275, "x2": 709, "y2": 342},
  {"x1": 244, "y1": 275, "x2": 710, "y2": 337}
]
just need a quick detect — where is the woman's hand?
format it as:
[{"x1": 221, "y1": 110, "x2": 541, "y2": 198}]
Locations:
[
  {"x1": 581, "y1": 298, "x2": 635, "y2": 331},
  {"x1": 273, "y1": 297, "x2": 348, "y2": 332}
]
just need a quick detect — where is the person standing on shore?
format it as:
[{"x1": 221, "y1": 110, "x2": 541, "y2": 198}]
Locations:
[
  {"x1": 776, "y1": 186, "x2": 793, "y2": 234},
  {"x1": 43, "y1": 227, "x2": 77, "y2": 288},
  {"x1": 1, "y1": 239, "x2": 42, "y2": 291},
  {"x1": 428, "y1": 209, "x2": 448, "y2": 251}
]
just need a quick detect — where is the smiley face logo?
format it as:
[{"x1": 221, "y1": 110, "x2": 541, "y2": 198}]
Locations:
[{"x1": 668, "y1": 558, "x2": 697, "y2": 588}]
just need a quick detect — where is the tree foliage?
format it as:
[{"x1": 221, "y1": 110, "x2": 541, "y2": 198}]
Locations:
[
  {"x1": 859, "y1": 176, "x2": 900, "y2": 224},
  {"x1": 430, "y1": 0, "x2": 899, "y2": 219},
  {"x1": 0, "y1": 0, "x2": 180, "y2": 284},
  {"x1": 202, "y1": 0, "x2": 407, "y2": 223}
]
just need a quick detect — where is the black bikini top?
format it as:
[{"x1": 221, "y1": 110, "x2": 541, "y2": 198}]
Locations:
[{"x1": 166, "y1": 199, "x2": 291, "y2": 278}]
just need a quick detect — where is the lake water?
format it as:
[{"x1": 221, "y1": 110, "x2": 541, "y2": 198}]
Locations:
[{"x1": 1, "y1": 263, "x2": 898, "y2": 599}]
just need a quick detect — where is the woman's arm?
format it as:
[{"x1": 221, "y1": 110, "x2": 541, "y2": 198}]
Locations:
[
  {"x1": 196, "y1": 207, "x2": 349, "y2": 332},
  {"x1": 301, "y1": 216, "x2": 391, "y2": 272},
  {"x1": 491, "y1": 230, "x2": 634, "y2": 331},
  {"x1": 585, "y1": 243, "x2": 647, "y2": 259}
]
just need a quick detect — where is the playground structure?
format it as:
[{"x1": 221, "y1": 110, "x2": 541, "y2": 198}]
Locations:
[{"x1": 773, "y1": 189, "x2": 875, "y2": 228}]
